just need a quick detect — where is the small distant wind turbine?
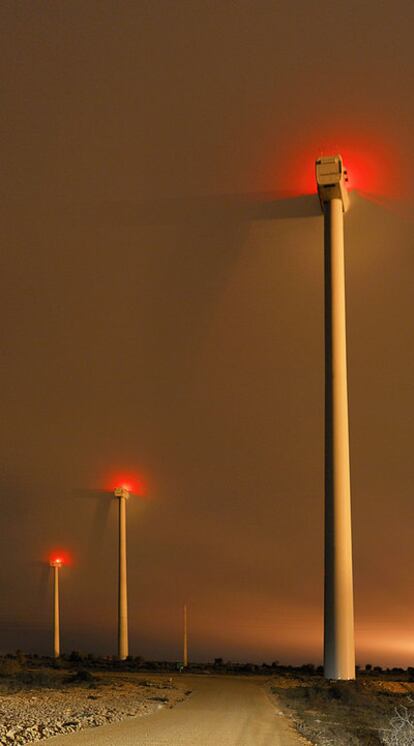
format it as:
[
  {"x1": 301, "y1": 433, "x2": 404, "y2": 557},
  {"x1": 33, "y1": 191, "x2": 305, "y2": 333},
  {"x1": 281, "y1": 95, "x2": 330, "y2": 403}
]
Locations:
[
  {"x1": 113, "y1": 481, "x2": 146, "y2": 660},
  {"x1": 75, "y1": 474, "x2": 144, "y2": 660},
  {"x1": 114, "y1": 485, "x2": 131, "y2": 660},
  {"x1": 183, "y1": 603, "x2": 188, "y2": 669},
  {"x1": 49, "y1": 557, "x2": 63, "y2": 658}
]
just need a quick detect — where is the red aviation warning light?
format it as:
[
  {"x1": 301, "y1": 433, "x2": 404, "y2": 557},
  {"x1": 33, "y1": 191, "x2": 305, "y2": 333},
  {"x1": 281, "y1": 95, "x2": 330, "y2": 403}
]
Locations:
[
  {"x1": 106, "y1": 471, "x2": 147, "y2": 497},
  {"x1": 48, "y1": 549, "x2": 71, "y2": 567},
  {"x1": 50, "y1": 557, "x2": 63, "y2": 567},
  {"x1": 262, "y1": 132, "x2": 406, "y2": 201}
]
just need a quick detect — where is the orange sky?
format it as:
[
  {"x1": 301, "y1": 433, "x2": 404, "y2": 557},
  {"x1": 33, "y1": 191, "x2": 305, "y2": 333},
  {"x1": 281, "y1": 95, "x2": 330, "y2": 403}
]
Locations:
[{"x1": 1, "y1": 1, "x2": 414, "y2": 666}]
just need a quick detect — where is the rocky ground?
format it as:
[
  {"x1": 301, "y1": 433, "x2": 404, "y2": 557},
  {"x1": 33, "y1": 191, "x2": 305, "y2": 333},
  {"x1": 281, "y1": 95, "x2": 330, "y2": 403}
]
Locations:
[
  {"x1": 0, "y1": 669, "x2": 190, "y2": 745},
  {"x1": 269, "y1": 673, "x2": 414, "y2": 745}
]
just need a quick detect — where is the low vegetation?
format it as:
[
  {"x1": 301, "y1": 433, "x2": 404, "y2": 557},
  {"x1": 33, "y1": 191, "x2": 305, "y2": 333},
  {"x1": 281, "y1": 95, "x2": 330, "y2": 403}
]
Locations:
[
  {"x1": 270, "y1": 672, "x2": 414, "y2": 745},
  {"x1": 381, "y1": 702, "x2": 414, "y2": 746}
]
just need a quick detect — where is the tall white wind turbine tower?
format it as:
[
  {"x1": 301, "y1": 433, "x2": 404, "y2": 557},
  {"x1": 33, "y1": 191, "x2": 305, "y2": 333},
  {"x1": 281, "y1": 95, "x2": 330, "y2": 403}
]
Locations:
[
  {"x1": 316, "y1": 155, "x2": 355, "y2": 681},
  {"x1": 114, "y1": 485, "x2": 130, "y2": 660},
  {"x1": 50, "y1": 557, "x2": 63, "y2": 658}
]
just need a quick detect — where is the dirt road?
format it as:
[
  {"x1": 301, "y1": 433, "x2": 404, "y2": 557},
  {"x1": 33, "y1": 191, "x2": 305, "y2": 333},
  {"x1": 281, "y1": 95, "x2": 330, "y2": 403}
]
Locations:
[{"x1": 49, "y1": 675, "x2": 307, "y2": 746}]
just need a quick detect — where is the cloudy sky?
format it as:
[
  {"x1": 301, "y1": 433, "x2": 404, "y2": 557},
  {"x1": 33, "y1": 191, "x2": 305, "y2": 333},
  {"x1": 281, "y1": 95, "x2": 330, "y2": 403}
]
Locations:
[{"x1": 1, "y1": 0, "x2": 414, "y2": 666}]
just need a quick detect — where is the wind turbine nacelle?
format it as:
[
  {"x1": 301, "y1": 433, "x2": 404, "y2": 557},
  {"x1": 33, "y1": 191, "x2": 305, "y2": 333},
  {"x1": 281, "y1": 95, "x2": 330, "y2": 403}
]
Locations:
[
  {"x1": 50, "y1": 558, "x2": 63, "y2": 567},
  {"x1": 114, "y1": 486, "x2": 130, "y2": 500},
  {"x1": 316, "y1": 155, "x2": 349, "y2": 212}
]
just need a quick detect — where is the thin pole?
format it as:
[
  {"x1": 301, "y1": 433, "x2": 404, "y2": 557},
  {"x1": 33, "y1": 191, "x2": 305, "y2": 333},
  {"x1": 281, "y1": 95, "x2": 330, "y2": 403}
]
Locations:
[
  {"x1": 53, "y1": 564, "x2": 60, "y2": 658},
  {"x1": 183, "y1": 604, "x2": 188, "y2": 668},
  {"x1": 324, "y1": 197, "x2": 355, "y2": 680},
  {"x1": 118, "y1": 494, "x2": 129, "y2": 660}
]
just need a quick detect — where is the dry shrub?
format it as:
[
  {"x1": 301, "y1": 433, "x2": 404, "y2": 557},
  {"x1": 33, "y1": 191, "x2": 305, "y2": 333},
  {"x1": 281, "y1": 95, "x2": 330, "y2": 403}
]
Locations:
[
  {"x1": 381, "y1": 701, "x2": 414, "y2": 745},
  {"x1": 0, "y1": 659, "x2": 23, "y2": 677}
]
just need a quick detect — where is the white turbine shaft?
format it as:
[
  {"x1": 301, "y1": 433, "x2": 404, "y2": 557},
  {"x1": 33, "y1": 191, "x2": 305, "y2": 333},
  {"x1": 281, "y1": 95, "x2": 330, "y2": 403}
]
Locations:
[
  {"x1": 183, "y1": 604, "x2": 188, "y2": 668},
  {"x1": 53, "y1": 564, "x2": 60, "y2": 658},
  {"x1": 324, "y1": 197, "x2": 355, "y2": 680},
  {"x1": 319, "y1": 160, "x2": 355, "y2": 680},
  {"x1": 116, "y1": 488, "x2": 129, "y2": 660}
]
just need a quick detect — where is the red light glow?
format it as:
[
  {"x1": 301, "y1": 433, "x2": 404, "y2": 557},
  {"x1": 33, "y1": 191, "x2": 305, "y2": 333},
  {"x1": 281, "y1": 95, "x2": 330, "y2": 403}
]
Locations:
[
  {"x1": 261, "y1": 129, "x2": 408, "y2": 202},
  {"x1": 47, "y1": 549, "x2": 72, "y2": 567},
  {"x1": 105, "y1": 471, "x2": 147, "y2": 497}
]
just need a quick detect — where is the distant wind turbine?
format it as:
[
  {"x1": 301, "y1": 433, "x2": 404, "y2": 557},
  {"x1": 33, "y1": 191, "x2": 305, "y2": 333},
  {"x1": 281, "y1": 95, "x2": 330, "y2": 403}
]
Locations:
[
  {"x1": 114, "y1": 485, "x2": 131, "y2": 660},
  {"x1": 183, "y1": 603, "x2": 188, "y2": 669},
  {"x1": 49, "y1": 556, "x2": 64, "y2": 658},
  {"x1": 75, "y1": 476, "x2": 144, "y2": 661}
]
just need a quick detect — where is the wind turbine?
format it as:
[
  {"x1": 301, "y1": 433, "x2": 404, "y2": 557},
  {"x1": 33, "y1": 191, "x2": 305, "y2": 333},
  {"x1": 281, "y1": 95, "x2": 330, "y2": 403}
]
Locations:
[
  {"x1": 49, "y1": 556, "x2": 64, "y2": 658},
  {"x1": 75, "y1": 476, "x2": 143, "y2": 661},
  {"x1": 316, "y1": 155, "x2": 355, "y2": 680},
  {"x1": 114, "y1": 484, "x2": 131, "y2": 660},
  {"x1": 183, "y1": 603, "x2": 188, "y2": 669}
]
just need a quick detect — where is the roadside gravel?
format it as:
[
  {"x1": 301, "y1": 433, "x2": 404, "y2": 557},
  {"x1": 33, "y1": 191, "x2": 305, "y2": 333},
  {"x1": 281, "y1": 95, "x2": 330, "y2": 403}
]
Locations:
[{"x1": 0, "y1": 677, "x2": 188, "y2": 744}]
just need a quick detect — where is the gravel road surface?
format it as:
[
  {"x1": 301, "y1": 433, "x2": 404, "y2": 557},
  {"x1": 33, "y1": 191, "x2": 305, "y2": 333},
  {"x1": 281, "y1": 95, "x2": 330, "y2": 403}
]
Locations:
[{"x1": 49, "y1": 675, "x2": 308, "y2": 746}]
